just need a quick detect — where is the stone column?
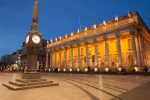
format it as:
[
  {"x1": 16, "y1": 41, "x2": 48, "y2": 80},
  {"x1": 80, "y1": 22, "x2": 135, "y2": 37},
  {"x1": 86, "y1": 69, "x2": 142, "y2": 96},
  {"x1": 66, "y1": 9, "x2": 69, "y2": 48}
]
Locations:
[
  {"x1": 64, "y1": 48, "x2": 67, "y2": 68},
  {"x1": 59, "y1": 49, "x2": 61, "y2": 68},
  {"x1": 130, "y1": 32, "x2": 138, "y2": 66},
  {"x1": 71, "y1": 47, "x2": 74, "y2": 68},
  {"x1": 104, "y1": 37, "x2": 109, "y2": 67},
  {"x1": 50, "y1": 52, "x2": 52, "y2": 69},
  {"x1": 85, "y1": 42, "x2": 89, "y2": 67},
  {"x1": 45, "y1": 52, "x2": 48, "y2": 68},
  {"x1": 77, "y1": 44, "x2": 81, "y2": 68},
  {"x1": 94, "y1": 39, "x2": 98, "y2": 67},
  {"x1": 137, "y1": 34, "x2": 143, "y2": 67},
  {"x1": 116, "y1": 34, "x2": 122, "y2": 67},
  {"x1": 54, "y1": 50, "x2": 56, "y2": 68}
]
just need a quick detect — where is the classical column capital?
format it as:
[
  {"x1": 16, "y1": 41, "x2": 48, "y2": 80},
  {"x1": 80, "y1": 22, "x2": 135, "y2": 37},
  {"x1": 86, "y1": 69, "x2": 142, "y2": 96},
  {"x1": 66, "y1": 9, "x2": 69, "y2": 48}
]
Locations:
[
  {"x1": 63, "y1": 44, "x2": 69, "y2": 49},
  {"x1": 93, "y1": 37, "x2": 97, "y2": 43},
  {"x1": 69, "y1": 45, "x2": 74, "y2": 48},
  {"x1": 136, "y1": 29, "x2": 143, "y2": 37},
  {"x1": 84, "y1": 40, "x2": 89, "y2": 45},
  {"x1": 130, "y1": 28, "x2": 137, "y2": 35},
  {"x1": 103, "y1": 35, "x2": 108, "y2": 41},
  {"x1": 51, "y1": 48, "x2": 55, "y2": 52},
  {"x1": 115, "y1": 32, "x2": 121, "y2": 38},
  {"x1": 76, "y1": 43, "x2": 81, "y2": 47},
  {"x1": 55, "y1": 48, "x2": 60, "y2": 51}
]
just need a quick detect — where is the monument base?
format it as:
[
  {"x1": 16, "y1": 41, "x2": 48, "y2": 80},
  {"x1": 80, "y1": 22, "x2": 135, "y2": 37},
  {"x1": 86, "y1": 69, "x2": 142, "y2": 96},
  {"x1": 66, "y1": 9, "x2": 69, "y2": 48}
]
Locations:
[
  {"x1": 3, "y1": 72, "x2": 59, "y2": 91},
  {"x1": 22, "y1": 72, "x2": 41, "y2": 79}
]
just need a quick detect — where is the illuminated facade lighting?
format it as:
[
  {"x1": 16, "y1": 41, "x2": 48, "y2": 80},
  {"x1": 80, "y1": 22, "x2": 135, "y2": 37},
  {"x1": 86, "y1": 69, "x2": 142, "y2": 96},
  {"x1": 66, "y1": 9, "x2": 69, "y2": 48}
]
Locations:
[
  {"x1": 58, "y1": 68, "x2": 60, "y2": 72},
  {"x1": 77, "y1": 68, "x2": 80, "y2": 72},
  {"x1": 69, "y1": 68, "x2": 73, "y2": 72},
  {"x1": 63, "y1": 68, "x2": 66, "y2": 72},
  {"x1": 94, "y1": 68, "x2": 98, "y2": 72},
  {"x1": 46, "y1": 12, "x2": 150, "y2": 73},
  {"x1": 59, "y1": 36, "x2": 62, "y2": 40},
  {"x1": 51, "y1": 39, "x2": 53, "y2": 42},
  {"x1": 118, "y1": 67, "x2": 122, "y2": 72},
  {"x1": 105, "y1": 67, "x2": 109, "y2": 72},
  {"x1": 134, "y1": 67, "x2": 139, "y2": 72},
  {"x1": 84, "y1": 68, "x2": 88, "y2": 72},
  {"x1": 48, "y1": 68, "x2": 51, "y2": 72}
]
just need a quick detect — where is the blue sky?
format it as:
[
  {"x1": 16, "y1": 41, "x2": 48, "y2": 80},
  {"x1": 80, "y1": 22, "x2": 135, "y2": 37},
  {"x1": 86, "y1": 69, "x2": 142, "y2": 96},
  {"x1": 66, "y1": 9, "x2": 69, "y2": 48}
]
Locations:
[{"x1": 0, "y1": 0, "x2": 150, "y2": 57}]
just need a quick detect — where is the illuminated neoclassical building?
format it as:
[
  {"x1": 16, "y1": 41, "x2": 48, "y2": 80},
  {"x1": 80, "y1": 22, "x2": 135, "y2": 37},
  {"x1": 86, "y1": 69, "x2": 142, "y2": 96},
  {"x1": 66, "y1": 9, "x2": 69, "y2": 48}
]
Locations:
[{"x1": 46, "y1": 12, "x2": 150, "y2": 72}]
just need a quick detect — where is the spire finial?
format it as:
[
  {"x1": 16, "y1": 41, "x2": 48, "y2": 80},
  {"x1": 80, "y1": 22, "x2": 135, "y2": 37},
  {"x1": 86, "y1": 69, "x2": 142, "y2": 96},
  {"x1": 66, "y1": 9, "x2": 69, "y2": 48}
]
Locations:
[
  {"x1": 32, "y1": 0, "x2": 39, "y2": 24},
  {"x1": 31, "y1": 0, "x2": 39, "y2": 31}
]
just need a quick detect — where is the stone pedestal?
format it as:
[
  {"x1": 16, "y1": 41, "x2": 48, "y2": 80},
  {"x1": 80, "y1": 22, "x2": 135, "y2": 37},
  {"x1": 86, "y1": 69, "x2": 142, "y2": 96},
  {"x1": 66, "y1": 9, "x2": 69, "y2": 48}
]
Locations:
[
  {"x1": 2, "y1": 77, "x2": 59, "y2": 91},
  {"x1": 22, "y1": 72, "x2": 41, "y2": 79},
  {"x1": 3, "y1": 72, "x2": 59, "y2": 91}
]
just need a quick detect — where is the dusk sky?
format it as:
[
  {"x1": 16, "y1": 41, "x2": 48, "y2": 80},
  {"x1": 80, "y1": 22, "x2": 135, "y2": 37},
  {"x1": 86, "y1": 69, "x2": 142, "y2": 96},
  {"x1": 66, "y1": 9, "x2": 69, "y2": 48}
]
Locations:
[{"x1": 0, "y1": 0, "x2": 149, "y2": 57}]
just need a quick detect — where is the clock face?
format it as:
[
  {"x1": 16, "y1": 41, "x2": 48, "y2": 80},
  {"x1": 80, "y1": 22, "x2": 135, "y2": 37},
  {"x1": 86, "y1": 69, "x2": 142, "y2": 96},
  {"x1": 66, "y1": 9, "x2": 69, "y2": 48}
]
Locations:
[
  {"x1": 32, "y1": 35, "x2": 41, "y2": 44},
  {"x1": 26, "y1": 35, "x2": 29, "y2": 44}
]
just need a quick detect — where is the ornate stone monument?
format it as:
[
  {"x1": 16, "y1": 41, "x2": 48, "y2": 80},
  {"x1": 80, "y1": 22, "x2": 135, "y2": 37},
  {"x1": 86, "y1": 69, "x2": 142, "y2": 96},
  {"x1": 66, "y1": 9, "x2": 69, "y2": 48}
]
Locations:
[
  {"x1": 23, "y1": 0, "x2": 42, "y2": 79},
  {"x1": 3, "y1": 0, "x2": 59, "y2": 90}
]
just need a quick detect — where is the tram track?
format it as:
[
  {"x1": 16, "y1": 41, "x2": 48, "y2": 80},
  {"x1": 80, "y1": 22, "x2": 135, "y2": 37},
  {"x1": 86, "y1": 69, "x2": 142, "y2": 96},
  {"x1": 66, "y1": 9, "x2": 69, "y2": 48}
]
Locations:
[
  {"x1": 46, "y1": 73, "x2": 149, "y2": 100},
  {"x1": 63, "y1": 80, "x2": 100, "y2": 100},
  {"x1": 52, "y1": 74, "x2": 128, "y2": 92},
  {"x1": 65, "y1": 76, "x2": 128, "y2": 92},
  {"x1": 102, "y1": 77, "x2": 148, "y2": 85},
  {"x1": 60, "y1": 77, "x2": 123, "y2": 100}
]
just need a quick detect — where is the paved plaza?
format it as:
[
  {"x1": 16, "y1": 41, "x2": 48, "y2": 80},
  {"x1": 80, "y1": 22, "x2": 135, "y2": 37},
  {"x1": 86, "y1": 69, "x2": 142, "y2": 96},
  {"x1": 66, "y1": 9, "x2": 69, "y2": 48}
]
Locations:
[{"x1": 0, "y1": 73, "x2": 150, "y2": 100}]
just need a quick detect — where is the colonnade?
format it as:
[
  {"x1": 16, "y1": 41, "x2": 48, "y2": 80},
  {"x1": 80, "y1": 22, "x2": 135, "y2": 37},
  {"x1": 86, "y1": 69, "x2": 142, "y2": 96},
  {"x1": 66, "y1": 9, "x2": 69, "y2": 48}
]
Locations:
[{"x1": 46, "y1": 31, "x2": 144, "y2": 71}]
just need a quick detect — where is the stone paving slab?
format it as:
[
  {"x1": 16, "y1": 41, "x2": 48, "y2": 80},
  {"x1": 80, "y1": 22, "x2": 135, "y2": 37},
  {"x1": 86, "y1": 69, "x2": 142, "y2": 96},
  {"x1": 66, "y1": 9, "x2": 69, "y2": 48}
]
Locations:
[{"x1": 0, "y1": 73, "x2": 150, "y2": 100}]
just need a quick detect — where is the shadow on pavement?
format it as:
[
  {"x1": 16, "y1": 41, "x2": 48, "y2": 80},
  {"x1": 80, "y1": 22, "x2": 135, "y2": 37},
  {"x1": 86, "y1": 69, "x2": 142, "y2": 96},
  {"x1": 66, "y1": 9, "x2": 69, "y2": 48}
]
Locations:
[{"x1": 110, "y1": 81, "x2": 150, "y2": 100}]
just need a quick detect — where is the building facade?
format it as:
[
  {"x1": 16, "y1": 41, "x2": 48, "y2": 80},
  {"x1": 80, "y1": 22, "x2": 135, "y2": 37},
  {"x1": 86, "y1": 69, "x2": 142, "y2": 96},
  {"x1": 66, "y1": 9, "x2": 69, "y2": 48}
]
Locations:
[{"x1": 46, "y1": 12, "x2": 150, "y2": 72}]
